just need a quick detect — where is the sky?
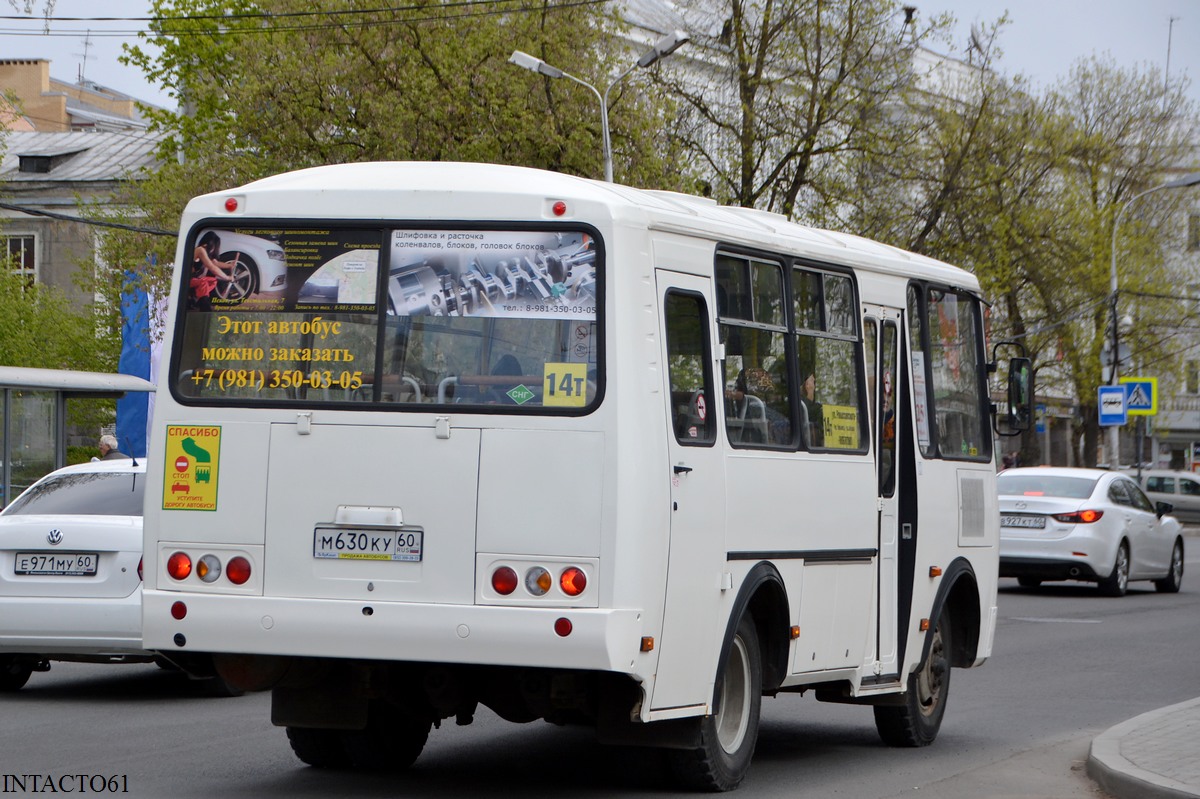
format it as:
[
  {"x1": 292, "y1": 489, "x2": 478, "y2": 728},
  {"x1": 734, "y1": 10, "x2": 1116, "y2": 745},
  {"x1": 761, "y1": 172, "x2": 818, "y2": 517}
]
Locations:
[{"x1": 1, "y1": 0, "x2": 1198, "y2": 111}]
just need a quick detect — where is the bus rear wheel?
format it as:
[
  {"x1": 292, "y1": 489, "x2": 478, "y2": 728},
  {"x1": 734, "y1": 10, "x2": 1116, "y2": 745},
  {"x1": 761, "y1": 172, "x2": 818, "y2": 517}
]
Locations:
[
  {"x1": 874, "y1": 608, "x2": 951, "y2": 747},
  {"x1": 668, "y1": 614, "x2": 762, "y2": 792},
  {"x1": 286, "y1": 726, "x2": 353, "y2": 769}
]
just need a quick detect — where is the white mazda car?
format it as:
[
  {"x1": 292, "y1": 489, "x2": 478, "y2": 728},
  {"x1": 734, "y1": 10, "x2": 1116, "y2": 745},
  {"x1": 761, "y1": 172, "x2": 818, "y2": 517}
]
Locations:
[
  {"x1": 998, "y1": 467, "x2": 1184, "y2": 597},
  {"x1": 0, "y1": 458, "x2": 149, "y2": 690}
]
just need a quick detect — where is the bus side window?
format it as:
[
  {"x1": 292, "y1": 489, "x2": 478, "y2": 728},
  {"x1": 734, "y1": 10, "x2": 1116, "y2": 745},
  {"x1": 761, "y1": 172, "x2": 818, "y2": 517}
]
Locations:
[{"x1": 665, "y1": 291, "x2": 716, "y2": 445}]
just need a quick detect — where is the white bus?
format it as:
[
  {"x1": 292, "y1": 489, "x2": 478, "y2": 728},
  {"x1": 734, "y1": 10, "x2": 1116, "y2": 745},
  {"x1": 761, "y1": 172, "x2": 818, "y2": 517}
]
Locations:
[{"x1": 143, "y1": 162, "x2": 1031, "y2": 791}]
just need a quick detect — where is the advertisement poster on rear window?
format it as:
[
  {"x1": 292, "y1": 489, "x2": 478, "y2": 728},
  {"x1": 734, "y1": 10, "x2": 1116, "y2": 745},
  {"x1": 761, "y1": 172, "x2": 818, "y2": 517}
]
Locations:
[
  {"x1": 187, "y1": 227, "x2": 380, "y2": 314},
  {"x1": 389, "y1": 229, "x2": 597, "y2": 319}
]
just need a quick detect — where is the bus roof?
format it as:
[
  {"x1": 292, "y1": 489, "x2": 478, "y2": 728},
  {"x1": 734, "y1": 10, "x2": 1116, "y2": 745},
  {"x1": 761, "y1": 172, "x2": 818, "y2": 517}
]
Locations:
[{"x1": 186, "y1": 161, "x2": 979, "y2": 291}]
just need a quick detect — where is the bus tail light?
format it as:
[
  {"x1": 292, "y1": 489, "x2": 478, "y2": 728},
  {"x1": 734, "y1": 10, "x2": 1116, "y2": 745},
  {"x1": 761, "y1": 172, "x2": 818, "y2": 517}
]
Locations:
[
  {"x1": 1053, "y1": 509, "x2": 1104, "y2": 524},
  {"x1": 197, "y1": 555, "x2": 222, "y2": 583},
  {"x1": 560, "y1": 567, "x2": 587, "y2": 597},
  {"x1": 171, "y1": 601, "x2": 187, "y2": 620},
  {"x1": 167, "y1": 552, "x2": 192, "y2": 580},
  {"x1": 492, "y1": 566, "x2": 518, "y2": 595},
  {"x1": 226, "y1": 556, "x2": 252, "y2": 585},
  {"x1": 525, "y1": 567, "x2": 552, "y2": 596},
  {"x1": 554, "y1": 617, "x2": 573, "y2": 636}
]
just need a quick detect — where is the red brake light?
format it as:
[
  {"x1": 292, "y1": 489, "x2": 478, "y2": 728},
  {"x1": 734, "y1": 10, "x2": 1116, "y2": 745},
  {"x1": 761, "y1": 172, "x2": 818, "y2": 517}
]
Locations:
[
  {"x1": 226, "y1": 556, "x2": 252, "y2": 585},
  {"x1": 167, "y1": 552, "x2": 192, "y2": 580},
  {"x1": 1052, "y1": 509, "x2": 1104, "y2": 524},
  {"x1": 491, "y1": 566, "x2": 518, "y2": 595},
  {"x1": 554, "y1": 617, "x2": 573, "y2": 636},
  {"x1": 171, "y1": 601, "x2": 187, "y2": 620},
  {"x1": 560, "y1": 567, "x2": 587, "y2": 597}
]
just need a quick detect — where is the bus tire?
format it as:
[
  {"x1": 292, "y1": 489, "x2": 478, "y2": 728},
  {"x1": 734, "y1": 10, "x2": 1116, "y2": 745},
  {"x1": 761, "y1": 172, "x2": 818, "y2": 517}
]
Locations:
[
  {"x1": 286, "y1": 727, "x2": 353, "y2": 769},
  {"x1": 874, "y1": 607, "x2": 951, "y2": 747},
  {"x1": 0, "y1": 656, "x2": 33, "y2": 692},
  {"x1": 341, "y1": 703, "x2": 432, "y2": 772},
  {"x1": 668, "y1": 614, "x2": 762, "y2": 792}
]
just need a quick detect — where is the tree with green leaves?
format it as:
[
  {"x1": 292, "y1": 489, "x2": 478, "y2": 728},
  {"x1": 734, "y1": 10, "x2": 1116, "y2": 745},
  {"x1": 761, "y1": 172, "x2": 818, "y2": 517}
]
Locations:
[{"x1": 654, "y1": 0, "x2": 953, "y2": 219}]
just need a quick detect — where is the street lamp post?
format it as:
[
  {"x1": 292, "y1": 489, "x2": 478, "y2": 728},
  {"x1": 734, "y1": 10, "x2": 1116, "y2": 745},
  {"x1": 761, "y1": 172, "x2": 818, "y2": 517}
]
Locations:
[
  {"x1": 1106, "y1": 171, "x2": 1200, "y2": 467},
  {"x1": 509, "y1": 29, "x2": 690, "y2": 183}
]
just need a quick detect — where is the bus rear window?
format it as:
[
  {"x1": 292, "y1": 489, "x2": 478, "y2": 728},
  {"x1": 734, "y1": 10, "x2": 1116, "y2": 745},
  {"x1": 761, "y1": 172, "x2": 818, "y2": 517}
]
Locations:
[{"x1": 172, "y1": 226, "x2": 600, "y2": 412}]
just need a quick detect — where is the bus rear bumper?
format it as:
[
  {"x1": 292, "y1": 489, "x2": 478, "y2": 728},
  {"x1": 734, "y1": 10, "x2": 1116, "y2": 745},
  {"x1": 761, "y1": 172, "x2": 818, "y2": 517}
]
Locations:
[{"x1": 143, "y1": 590, "x2": 647, "y2": 675}]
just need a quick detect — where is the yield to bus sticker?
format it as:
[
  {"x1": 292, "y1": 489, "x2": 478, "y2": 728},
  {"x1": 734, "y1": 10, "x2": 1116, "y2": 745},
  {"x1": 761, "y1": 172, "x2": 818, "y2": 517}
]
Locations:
[{"x1": 163, "y1": 425, "x2": 221, "y2": 511}]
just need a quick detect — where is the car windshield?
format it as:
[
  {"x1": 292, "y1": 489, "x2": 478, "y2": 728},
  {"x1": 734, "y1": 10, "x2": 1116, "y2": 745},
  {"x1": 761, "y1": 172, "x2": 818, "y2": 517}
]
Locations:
[
  {"x1": 996, "y1": 473, "x2": 1099, "y2": 499},
  {"x1": 3, "y1": 472, "x2": 146, "y2": 517}
]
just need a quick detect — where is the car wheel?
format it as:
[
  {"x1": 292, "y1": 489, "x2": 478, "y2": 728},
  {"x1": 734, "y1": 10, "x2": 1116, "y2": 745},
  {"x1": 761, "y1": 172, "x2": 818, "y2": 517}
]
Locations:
[
  {"x1": 875, "y1": 607, "x2": 952, "y2": 747},
  {"x1": 1155, "y1": 539, "x2": 1184, "y2": 593},
  {"x1": 1098, "y1": 541, "x2": 1130, "y2": 597},
  {"x1": 214, "y1": 251, "x2": 258, "y2": 303},
  {"x1": 0, "y1": 656, "x2": 34, "y2": 692},
  {"x1": 668, "y1": 614, "x2": 762, "y2": 791},
  {"x1": 1017, "y1": 577, "x2": 1042, "y2": 588},
  {"x1": 286, "y1": 727, "x2": 353, "y2": 769}
]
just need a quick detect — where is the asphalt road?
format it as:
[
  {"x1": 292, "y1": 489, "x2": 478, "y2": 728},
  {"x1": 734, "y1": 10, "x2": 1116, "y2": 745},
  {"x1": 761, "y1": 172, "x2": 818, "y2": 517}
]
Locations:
[{"x1": 3, "y1": 548, "x2": 1198, "y2": 798}]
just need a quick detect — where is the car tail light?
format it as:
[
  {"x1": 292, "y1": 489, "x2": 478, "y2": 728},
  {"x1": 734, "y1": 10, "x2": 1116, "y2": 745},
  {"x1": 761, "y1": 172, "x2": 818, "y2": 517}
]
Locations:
[
  {"x1": 1052, "y1": 509, "x2": 1104, "y2": 524},
  {"x1": 491, "y1": 566, "x2": 518, "y2": 595},
  {"x1": 560, "y1": 567, "x2": 587, "y2": 597},
  {"x1": 167, "y1": 552, "x2": 192, "y2": 580},
  {"x1": 226, "y1": 556, "x2": 252, "y2": 585}
]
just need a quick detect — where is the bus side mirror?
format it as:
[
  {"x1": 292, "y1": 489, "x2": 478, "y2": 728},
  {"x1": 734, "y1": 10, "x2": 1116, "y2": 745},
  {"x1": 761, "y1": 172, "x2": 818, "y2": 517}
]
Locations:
[{"x1": 1002, "y1": 357, "x2": 1033, "y2": 435}]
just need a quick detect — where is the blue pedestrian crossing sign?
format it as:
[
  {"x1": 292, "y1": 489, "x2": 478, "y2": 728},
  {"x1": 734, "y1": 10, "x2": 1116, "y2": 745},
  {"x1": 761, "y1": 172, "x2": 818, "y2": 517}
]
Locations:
[
  {"x1": 1119, "y1": 376, "x2": 1157, "y2": 416},
  {"x1": 1098, "y1": 385, "x2": 1127, "y2": 426}
]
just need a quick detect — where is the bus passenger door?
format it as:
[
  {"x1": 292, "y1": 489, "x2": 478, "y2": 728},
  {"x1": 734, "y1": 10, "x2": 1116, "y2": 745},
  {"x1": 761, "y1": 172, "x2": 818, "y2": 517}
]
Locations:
[
  {"x1": 865, "y1": 310, "x2": 901, "y2": 680},
  {"x1": 653, "y1": 271, "x2": 727, "y2": 711}
]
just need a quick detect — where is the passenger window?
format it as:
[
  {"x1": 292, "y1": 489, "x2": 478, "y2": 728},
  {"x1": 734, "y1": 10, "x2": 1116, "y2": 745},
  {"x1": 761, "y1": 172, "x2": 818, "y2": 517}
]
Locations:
[
  {"x1": 1181, "y1": 479, "x2": 1200, "y2": 497},
  {"x1": 718, "y1": 253, "x2": 793, "y2": 448},
  {"x1": 1146, "y1": 477, "x2": 1170, "y2": 492},
  {"x1": 794, "y1": 267, "x2": 864, "y2": 452},
  {"x1": 665, "y1": 292, "x2": 716, "y2": 446},
  {"x1": 1126, "y1": 482, "x2": 1155, "y2": 513},
  {"x1": 1108, "y1": 481, "x2": 1132, "y2": 507}
]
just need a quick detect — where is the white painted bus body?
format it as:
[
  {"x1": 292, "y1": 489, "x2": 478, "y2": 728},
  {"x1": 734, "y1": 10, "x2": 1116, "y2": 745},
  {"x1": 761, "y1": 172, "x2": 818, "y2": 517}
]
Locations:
[{"x1": 143, "y1": 162, "x2": 999, "y2": 782}]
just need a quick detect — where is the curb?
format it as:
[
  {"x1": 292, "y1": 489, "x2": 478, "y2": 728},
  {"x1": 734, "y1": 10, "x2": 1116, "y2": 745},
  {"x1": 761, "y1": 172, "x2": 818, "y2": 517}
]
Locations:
[{"x1": 1087, "y1": 699, "x2": 1200, "y2": 799}]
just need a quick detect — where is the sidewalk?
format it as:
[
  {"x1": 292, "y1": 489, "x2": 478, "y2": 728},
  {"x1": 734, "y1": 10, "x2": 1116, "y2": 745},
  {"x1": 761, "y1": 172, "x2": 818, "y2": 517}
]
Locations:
[{"x1": 1088, "y1": 697, "x2": 1200, "y2": 799}]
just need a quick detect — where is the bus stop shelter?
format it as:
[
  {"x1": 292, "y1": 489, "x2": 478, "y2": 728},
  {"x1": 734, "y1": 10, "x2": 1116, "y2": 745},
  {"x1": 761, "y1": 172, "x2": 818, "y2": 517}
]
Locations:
[{"x1": 0, "y1": 366, "x2": 155, "y2": 507}]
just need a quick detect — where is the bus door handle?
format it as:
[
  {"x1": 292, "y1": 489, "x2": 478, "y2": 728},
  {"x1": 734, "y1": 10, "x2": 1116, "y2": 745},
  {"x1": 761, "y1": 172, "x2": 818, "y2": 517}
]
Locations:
[{"x1": 673, "y1": 464, "x2": 693, "y2": 475}]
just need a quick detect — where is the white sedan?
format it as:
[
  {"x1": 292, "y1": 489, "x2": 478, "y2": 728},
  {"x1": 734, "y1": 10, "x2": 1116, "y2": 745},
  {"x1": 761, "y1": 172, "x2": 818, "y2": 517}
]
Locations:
[
  {"x1": 998, "y1": 467, "x2": 1184, "y2": 596},
  {"x1": 0, "y1": 458, "x2": 149, "y2": 690}
]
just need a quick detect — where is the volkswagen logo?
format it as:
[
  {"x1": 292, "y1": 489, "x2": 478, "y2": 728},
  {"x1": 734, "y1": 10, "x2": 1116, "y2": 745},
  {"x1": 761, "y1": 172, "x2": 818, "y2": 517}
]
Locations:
[{"x1": 47, "y1": 529, "x2": 63, "y2": 546}]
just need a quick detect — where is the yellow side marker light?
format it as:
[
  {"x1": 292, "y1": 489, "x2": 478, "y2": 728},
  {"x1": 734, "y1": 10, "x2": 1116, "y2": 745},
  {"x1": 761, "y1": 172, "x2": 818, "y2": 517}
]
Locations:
[
  {"x1": 640, "y1": 637, "x2": 655, "y2": 652},
  {"x1": 789, "y1": 626, "x2": 800, "y2": 640},
  {"x1": 919, "y1": 618, "x2": 930, "y2": 632},
  {"x1": 929, "y1": 566, "x2": 943, "y2": 578}
]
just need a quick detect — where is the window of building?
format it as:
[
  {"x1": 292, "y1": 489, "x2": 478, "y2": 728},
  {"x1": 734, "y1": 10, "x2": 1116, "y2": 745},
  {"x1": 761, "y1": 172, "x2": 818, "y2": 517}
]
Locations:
[
  {"x1": 1188, "y1": 361, "x2": 1200, "y2": 395},
  {"x1": 3, "y1": 235, "x2": 35, "y2": 281},
  {"x1": 1188, "y1": 213, "x2": 1199, "y2": 252}
]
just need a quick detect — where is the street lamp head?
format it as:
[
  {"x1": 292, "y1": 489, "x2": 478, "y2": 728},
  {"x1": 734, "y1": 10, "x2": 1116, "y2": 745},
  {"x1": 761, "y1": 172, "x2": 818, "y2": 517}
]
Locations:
[
  {"x1": 636, "y1": 29, "x2": 691, "y2": 68},
  {"x1": 1163, "y1": 171, "x2": 1200, "y2": 190},
  {"x1": 508, "y1": 50, "x2": 563, "y2": 79}
]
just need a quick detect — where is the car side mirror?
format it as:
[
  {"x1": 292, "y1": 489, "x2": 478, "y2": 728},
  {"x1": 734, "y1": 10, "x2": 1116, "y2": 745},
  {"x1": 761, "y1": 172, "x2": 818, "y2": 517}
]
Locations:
[{"x1": 1156, "y1": 501, "x2": 1174, "y2": 518}]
